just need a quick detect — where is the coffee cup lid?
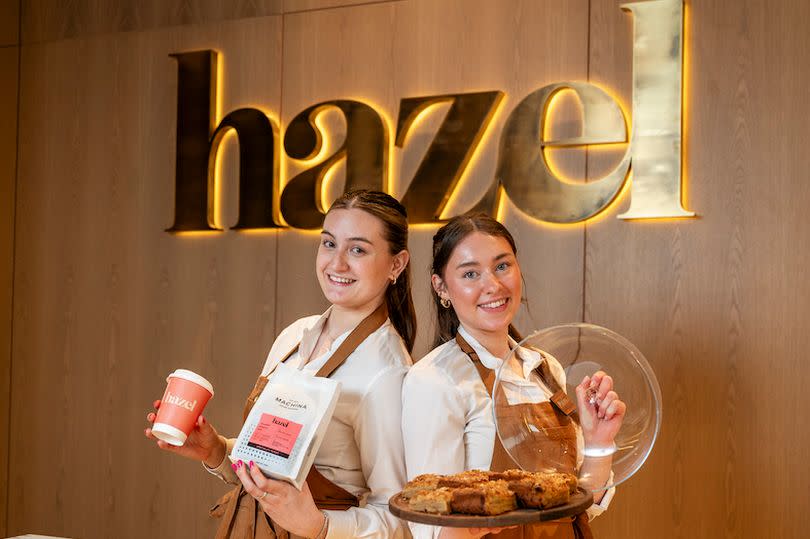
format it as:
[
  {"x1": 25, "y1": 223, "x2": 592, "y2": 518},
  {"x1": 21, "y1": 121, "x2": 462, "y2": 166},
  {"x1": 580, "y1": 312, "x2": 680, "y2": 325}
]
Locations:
[{"x1": 167, "y1": 369, "x2": 214, "y2": 396}]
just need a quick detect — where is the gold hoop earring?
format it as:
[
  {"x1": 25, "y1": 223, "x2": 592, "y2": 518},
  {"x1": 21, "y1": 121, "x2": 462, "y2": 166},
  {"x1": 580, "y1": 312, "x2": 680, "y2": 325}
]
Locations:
[
  {"x1": 440, "y1": 298, "x2": 451, "y2": 309},
  {"x1": 391, "y1": 275, "x2": 397, "y2": 285}
]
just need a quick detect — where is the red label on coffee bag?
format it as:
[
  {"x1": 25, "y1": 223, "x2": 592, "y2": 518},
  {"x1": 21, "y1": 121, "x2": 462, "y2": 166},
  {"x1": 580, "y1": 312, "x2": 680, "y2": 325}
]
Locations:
[{"x1": 247, "y1": 413, "x2": 303, "y2": 458}]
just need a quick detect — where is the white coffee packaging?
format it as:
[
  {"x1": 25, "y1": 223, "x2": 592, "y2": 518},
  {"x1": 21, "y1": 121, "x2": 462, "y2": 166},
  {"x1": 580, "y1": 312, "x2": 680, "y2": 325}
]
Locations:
[{"x1": 230, "y1": 362, "x2": 341, "y2": 489}]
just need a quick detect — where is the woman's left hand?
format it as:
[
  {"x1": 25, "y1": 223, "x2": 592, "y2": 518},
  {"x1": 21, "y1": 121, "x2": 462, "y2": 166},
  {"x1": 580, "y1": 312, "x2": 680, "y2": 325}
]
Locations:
[
  {"x1": 233, "y1": 460, "x2": 325, "y2": 538},
  {"x1": 575, "y1": 371, "x2": 626, "y2": 450}
]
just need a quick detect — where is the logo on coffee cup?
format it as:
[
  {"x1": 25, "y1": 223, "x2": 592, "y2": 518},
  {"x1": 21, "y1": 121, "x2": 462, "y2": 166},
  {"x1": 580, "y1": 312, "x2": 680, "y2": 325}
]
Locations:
[{"x1": 164, "y1": 390, "x2": 198, "y2": 412}]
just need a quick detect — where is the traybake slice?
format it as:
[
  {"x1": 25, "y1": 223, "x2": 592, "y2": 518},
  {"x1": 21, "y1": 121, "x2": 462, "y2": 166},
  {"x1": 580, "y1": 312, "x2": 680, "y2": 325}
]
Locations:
[
  {"x1": 408, "y1": 487, "x2": 454, "y2": 514},
  {"x1": 436, "y1": 469, "x2": 492, "y2": 488},
  {"x1": 449, "y1": 480, "x2": 518, "y2": 516},
  {"x1": 401, "y1": 473, "x2": 441, "y2": 500},
  {"x1": 507, "y1": 474, "x2": 571, "y2": 509}
]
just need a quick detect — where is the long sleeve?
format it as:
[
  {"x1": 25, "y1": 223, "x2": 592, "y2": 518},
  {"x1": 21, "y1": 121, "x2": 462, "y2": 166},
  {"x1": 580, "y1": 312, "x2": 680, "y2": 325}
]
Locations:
[
  {"x1": 401, "y1": 363, "x2": 467, "y2": 539},
  {"x1": 202, "y1": 436, "x2": 239, "y2": 485},
  {"x1": 325, "y1": 365, "x2": 409, "y2": 539},
  {"x1": 402, "y1": 366, "x2": 466, "y2": 478}
]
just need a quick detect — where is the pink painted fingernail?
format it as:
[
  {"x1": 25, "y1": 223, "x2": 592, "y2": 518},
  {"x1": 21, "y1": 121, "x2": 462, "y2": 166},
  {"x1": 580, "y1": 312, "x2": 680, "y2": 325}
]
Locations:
[
  {"x1": 231, "y1": 463, "x2": 237, "y2": 471},
  {"x1": 238, "y1": 460, "x2": 243, "y2": 469},
  {"x1": 249, "y1": 461, "x2": 254, "y2": 469}
]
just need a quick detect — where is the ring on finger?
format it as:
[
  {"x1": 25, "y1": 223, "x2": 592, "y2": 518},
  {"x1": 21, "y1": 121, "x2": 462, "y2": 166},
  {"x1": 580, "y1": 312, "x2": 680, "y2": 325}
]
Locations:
[{"x1": 257, "y1": 491, "x2": 268, "y2": 501}]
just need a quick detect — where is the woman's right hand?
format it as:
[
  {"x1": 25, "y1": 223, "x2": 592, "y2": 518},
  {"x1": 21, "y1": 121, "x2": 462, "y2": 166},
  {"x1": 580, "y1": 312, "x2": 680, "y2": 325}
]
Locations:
[{"x1": 144, "y1": 399, "x2": 226, "y2": 467}]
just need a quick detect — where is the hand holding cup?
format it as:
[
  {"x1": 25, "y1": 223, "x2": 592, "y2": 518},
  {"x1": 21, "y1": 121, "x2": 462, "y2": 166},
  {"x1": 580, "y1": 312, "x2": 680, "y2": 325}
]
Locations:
[{"x1": 144, "y1": 369, "x2": 225, "y2": 467}]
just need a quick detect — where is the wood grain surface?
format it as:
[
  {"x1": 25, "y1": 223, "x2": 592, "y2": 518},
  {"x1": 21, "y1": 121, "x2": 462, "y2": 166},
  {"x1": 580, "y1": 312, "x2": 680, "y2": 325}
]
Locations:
[
  {"x1": 585, "y1": 1, "x2": 810, "y2": 538},
  {"x1": 283, "y1": 0, "x2": 394, "y2": 14},
  {"x1": 10, "y1": 16, "x2": 282, "y2": 539},
  {"x1": 19, "y1": 0, "x2": 404, "y2": 45},
  {"x1": 279, "y1": 0, "x2": 589, "y2": 357},
  {"x1": 0, "y1": 44, "x2": 18, "y2": 539},
  {"x1": 21, "y1": 0, "x2": 284, "y2": 44},
  {"x1": 6, "y1": 0, "x2": 810, "y2": 538},
  {"x1": 388, "y1": 489, "x2": 594, "y2": 527},
  {"x1": 0, "y1": 0, "x2": 19, "y2": 46}
]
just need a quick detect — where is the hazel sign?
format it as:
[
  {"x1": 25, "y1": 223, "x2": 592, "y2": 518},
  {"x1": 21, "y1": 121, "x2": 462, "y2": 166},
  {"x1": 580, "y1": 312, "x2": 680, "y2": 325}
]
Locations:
[{"x1": 167, "y1": 0, "x2": 692, "y2": 232}]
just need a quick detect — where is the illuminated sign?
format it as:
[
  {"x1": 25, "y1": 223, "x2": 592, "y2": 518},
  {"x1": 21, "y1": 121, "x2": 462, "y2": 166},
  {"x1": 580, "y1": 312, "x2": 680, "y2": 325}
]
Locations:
[{"x1": 167, "y1": 0, "x2": 692, "y2": 232}]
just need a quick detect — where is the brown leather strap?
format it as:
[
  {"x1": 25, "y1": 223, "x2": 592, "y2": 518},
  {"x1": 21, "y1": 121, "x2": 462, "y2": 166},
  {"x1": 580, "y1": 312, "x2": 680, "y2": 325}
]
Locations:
[
  {"x1": 257, "y1": 303, "x2": 388, "y2": 508},
  {"x1": 573, "y1": 512, "x2": 594, "y2": 539},
  {"x1": 550, "y1": 390, "x2": 577, "y2": 417},
  {"x1": 457, "y1": 333, "x2": 577, "y2": 419},
  {"x1": 454, "y1": 332, "x2": 592, "y2": 539},
  {"x1": 313, "y1": 302, "x2": 388, "y2": 378},
  {"x1": 265, "y1": 302, "x2": 388, "y2": 380},
  {"x1": 304, "y1": 303, "x2": 388, "y2": 508},
  {"x1": 455, "y1": 331, "x2": 481, "y2": 361},
  {"x1": 455, "y1": 332, "x2": 516, "y2": 471},
  {"x1": 455, "y1": 332, "x2": 495, "y2": 389},
  {"x1": 306, "y1": 466, "x2": 360, "y2": 510}
]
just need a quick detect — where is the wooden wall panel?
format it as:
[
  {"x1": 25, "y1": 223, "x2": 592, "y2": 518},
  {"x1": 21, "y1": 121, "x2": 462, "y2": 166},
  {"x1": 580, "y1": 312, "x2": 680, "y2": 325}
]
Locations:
[
  {"x1": 276, "y1": 2, "x2": 402, "y2": 339},
  {"x1": 10, "y1": 0, "x2": 810, "y2": 537},
  {"x1": 1, "y1": 0, "x2": 19, "y2": 46},
  {"x1": 585, "y1": 1, "x2": 810, "y2": 538},
  {"x1": 11, "y1": 17, "x2": 282, "y2": 539},
  {"x1": 20, "y1": 0, "x2": 283, "y2": 44},
  {"x1": 278, "y1": 0, "x2": 590, "y2": 357},
  {"x1": 0, "y1": 44, "x2": 18, "y2": 539},
  {"x1": 282, "y1": 0, "x2": 394, "y2": 13}
]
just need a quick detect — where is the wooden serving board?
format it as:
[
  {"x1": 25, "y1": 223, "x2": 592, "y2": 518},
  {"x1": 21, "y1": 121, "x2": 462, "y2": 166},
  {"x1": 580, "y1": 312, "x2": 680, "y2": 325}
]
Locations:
[{"x1": 388, "y1": 488, "x2": 593, "y2": 527}]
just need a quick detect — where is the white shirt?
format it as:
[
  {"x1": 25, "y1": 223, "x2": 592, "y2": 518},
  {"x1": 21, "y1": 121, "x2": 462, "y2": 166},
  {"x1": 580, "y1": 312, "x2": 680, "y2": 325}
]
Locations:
[
  {"x1": 401, "y1": 325, "x2": 614, "y2": 539},
  {"x1": 208, "y1": 309, "x2": 412, "y2": 539}
]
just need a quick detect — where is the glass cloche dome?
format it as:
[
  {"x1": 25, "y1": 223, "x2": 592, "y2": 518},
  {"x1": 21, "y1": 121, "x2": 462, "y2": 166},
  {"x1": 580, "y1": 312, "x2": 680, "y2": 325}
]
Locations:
[{"x1": 493, "y1": 324, "x2": 662, "y2": 492}]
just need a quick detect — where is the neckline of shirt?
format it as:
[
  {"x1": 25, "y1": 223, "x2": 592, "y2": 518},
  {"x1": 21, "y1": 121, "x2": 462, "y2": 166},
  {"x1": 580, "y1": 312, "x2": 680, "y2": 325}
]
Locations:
[{"x1": 456, "y1": 324, "x2": 544, "y2": 381}]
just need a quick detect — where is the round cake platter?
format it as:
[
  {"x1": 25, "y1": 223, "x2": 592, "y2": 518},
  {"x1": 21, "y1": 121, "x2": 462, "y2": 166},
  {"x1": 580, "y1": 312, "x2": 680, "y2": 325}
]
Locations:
[{"x1": 388, "y1": 488, "x2": 593, "y2": 527}]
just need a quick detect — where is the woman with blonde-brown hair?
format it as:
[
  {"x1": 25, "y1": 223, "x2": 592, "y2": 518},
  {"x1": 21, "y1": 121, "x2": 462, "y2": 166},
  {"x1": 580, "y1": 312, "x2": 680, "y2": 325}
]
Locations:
[
  {"x1": 146, "y1": 190, "x2": 416, "y2": 539},
  {"x1": 402, "y1": 213, "x2": 625, "y2": 539}
]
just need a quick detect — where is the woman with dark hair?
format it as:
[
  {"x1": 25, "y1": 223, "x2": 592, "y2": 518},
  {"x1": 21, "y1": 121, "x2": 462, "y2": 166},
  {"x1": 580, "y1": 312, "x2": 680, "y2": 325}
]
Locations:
[
  {"x1": 402, "y1": 213, "x2": 624, "y2": 539},
  {"x1": 146, "y1": 190, "x2": 416, "y2": 539}
]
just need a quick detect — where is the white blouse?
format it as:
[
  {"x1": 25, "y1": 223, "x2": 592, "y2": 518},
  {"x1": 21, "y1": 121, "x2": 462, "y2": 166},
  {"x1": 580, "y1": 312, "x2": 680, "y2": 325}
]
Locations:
[
  {"x1": 401, "y1": 325, "x2": 614, "y2": 539},
  {"x1": 207, "y1": 308, "x2": 412, "y2": 539}
]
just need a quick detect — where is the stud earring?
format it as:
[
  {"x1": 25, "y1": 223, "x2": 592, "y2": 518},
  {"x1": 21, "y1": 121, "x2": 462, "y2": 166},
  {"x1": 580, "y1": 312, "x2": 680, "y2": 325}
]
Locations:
[{"x1": 440, "y1": 298, "x2": 451, "y2": 309}]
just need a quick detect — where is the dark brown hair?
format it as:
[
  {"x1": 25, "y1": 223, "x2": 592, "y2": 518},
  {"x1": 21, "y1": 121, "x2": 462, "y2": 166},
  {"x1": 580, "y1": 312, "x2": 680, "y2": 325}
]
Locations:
[
  {"x1": 431, "y1": 213, "x2": 523, "y2": 349},
  {"x1": 328, "y1": 190, "x2": 417, "y2": 352}
]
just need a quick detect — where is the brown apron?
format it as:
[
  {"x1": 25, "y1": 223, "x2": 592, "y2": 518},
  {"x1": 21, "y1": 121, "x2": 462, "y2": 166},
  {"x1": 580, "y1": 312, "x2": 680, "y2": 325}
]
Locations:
[
  {"x1": 210, "y1": 303, "x2": 389, "y2": 539},
  {"x1": 455, "y1": 334, "x2": 593, "y2": 539}
]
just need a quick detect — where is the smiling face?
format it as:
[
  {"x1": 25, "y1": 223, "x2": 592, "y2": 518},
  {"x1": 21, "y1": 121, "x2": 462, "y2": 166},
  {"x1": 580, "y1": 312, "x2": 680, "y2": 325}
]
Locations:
[
  {"x1": 317, "y1": 208, "x2": 407, "y2": 313},
  {"x1": 433, "y1": 231, "x2": 522, "y2": 344}
]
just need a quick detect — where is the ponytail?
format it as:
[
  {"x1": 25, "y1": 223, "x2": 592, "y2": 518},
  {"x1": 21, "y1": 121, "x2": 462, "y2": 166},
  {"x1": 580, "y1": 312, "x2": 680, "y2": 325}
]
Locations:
[{"x1": 387, "y1": 265, "x2": 416, "y2": 353}]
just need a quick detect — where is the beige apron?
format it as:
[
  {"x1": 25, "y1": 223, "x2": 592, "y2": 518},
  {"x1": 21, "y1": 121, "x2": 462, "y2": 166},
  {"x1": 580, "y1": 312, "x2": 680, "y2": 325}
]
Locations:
[
  {"x1": 455, "y1": 334, "x2": 593, "y2": 539},
  {"x1": 210, "y1": 303, "x2": 389, "y2": 539}
]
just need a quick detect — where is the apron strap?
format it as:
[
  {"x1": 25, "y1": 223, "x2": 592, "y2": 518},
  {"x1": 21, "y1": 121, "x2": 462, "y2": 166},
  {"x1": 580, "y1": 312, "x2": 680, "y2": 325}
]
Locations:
[
  {"x1": 456, "y1": 332, "x2": 577, "y2": 420},
  {"x1": 314, "y1": 301, "x2": 388, "y2": 378},
  {"x1": 455, "y1": 332, "x2": 495, "y2": 391},
  {"x1": 453, "y1": 332, "x2": 592, "y2": 539},
  {"x1": 264, "y1": 302, "x2": 388, "y2": 380},
  {"x1": 455, "y1": 332, "x2": 515, "y2": 471},
  {"x1": 227, "y1": 301, "x2": 389, "y2": 526},
  {"x1": 305, "y1": 302, "x2": 388, "y2": 508}
]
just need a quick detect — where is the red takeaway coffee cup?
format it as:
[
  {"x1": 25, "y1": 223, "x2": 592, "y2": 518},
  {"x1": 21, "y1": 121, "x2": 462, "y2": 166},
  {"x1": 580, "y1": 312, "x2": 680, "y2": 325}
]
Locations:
[{"x1": 152, "y1": 369, "x2": 214, "y2": 446}]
